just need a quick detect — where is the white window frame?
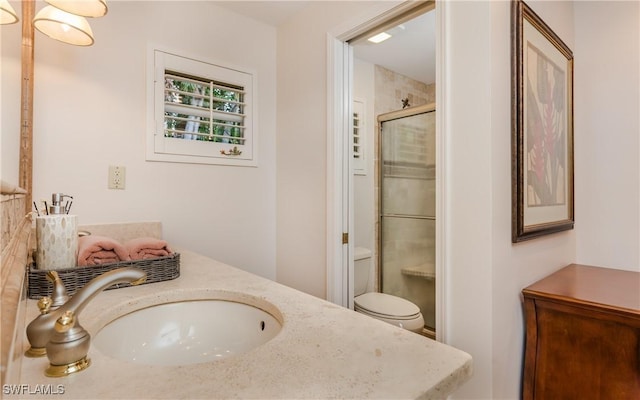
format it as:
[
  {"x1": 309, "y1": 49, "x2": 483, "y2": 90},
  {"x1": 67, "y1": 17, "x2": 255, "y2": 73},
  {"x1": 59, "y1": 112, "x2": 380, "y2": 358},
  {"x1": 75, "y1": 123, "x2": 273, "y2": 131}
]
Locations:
[
  {"x1": 146, "y1": 47, "x2": 258, "y2": 167},
  {"x1": 352, "y1": 97, "x2": 366, "y2": 175}
]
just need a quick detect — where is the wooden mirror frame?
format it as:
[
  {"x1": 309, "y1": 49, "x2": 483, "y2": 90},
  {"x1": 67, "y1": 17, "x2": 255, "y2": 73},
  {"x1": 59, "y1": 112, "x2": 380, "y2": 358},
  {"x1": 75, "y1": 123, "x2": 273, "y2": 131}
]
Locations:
[{"x1": 19, "y1": 0, "x2": 34, "y2": 212}]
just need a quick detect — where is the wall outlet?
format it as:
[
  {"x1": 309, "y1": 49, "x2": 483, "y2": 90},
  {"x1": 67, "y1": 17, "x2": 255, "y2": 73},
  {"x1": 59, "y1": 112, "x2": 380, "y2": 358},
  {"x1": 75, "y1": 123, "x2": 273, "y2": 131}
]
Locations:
[{"x1": 108, "y1": 165, "x2": 126, "y2": 190}]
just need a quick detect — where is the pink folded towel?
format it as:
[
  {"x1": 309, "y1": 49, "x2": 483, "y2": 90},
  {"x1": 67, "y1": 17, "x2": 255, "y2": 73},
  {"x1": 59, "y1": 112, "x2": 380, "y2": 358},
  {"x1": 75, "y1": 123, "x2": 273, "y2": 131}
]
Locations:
[
  {"x1": 125, "y1": 237, "x2": 173, "y2": 260},
  {"x1": 77, "y1": 235, "x2": 131, "y2": 266}
]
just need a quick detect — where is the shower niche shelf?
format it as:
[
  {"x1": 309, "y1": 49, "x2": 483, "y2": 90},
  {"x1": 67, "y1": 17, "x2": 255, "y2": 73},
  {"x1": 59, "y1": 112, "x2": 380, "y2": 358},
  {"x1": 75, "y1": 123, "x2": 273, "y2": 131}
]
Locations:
[{"x1": 401, "y1": 264, "x2": 435, "y2": 280}]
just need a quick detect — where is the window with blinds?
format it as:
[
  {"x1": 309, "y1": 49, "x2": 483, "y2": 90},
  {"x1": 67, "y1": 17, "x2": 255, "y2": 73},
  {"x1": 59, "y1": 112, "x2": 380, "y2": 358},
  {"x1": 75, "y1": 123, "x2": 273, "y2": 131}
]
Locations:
[
  {"x1": 147, "y1": 49, "x2": 256, "y2": 166},
  {"x1": 353, "y1": 110, "x2": 362, "y2": 159},
  {"x1": 353, "y1": 99, "x2": 366, "y2": 175}
]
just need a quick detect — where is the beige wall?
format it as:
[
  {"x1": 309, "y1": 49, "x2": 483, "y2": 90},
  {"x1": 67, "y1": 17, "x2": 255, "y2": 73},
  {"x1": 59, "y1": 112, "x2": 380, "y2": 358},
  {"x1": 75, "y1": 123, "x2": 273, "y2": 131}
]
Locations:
[
  {"x1": 485, "y1": 1, "x2": 577, "y2": 398},
  {"x1": 574, "y1": 1, "x2": 640, "y2": 270},
  {"x1": 275, "y1": 1, "x2": 390, "y2": 298}
]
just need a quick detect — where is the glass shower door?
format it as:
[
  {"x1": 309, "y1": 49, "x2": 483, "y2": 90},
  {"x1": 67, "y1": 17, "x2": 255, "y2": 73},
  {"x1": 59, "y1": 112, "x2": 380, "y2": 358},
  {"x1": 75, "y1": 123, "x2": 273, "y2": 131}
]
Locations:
[{"x1": 379, "y1": 104, "x2": 436, "y2": 334}]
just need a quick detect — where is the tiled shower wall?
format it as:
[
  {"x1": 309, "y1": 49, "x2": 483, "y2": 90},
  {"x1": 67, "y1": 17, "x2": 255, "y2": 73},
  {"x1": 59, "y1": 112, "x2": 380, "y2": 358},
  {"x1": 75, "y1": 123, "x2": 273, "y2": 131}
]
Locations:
[{"x1": 374, "y1": 65, "x2": 435, "y2": 115}]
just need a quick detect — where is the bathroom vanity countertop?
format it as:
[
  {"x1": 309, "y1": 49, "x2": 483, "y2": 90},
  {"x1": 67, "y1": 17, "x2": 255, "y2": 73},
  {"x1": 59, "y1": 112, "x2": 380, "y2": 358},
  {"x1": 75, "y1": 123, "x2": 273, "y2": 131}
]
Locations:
[{"x1": 15, "y1": 250, "x2": 472, "y2": 399}]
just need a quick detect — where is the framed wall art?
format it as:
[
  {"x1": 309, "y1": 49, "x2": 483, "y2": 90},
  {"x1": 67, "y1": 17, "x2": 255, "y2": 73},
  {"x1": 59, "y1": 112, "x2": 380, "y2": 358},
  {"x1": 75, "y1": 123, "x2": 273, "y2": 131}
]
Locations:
[{"x1": 511, "y1": 0, "x2": 574, "y2": 242}]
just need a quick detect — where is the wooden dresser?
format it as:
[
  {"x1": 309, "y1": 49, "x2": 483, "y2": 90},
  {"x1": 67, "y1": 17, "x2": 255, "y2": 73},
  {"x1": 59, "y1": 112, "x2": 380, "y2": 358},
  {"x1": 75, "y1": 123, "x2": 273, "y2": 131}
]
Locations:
[{"x1": 522, "y1": 264, "x2": 640, "y2": 399}]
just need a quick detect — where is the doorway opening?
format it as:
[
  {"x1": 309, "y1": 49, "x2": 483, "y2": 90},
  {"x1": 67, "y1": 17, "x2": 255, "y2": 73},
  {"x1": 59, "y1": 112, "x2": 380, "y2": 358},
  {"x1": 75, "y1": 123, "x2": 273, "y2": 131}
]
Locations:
[{"x1": 326, "y1": 1, "x2": 442, "y2": 339}]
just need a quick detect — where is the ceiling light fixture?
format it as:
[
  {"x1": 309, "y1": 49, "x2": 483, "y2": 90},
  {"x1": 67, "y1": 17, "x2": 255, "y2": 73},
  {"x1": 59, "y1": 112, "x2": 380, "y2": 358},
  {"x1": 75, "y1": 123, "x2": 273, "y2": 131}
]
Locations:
[
  {"x1": 367, "y1": 32, "x2": 392, "y2": 44},
  {"x1": 0, "y1": 0, "x2": 18, "y2": 24},
  {"x1": 46, "y1": 0, "x2": 108, "y2": 18},
  {"x1": 33, "y1": 5, "x2": 94, "y2": 46}
]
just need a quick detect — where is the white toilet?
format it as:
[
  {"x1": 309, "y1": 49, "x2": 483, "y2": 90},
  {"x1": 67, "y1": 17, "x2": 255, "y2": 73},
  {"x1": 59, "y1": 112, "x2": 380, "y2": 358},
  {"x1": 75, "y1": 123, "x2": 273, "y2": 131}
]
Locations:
[{"x1": 354, "y1": 247, "x2": 425, "y2": 333}]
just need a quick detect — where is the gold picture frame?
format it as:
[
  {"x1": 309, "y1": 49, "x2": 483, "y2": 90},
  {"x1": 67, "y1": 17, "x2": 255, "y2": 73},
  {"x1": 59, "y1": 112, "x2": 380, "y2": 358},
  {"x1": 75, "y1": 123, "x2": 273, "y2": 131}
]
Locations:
[{"x1": 511, "y1": 0, "x2": 574, "y2": 242}]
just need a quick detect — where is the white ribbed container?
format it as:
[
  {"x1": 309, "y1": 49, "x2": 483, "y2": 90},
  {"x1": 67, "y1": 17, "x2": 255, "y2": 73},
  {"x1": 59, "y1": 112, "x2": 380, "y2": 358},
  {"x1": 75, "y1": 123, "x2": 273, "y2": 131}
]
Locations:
[{"x1": 35, "y1": 215, "x2": 78, "y2": 270}]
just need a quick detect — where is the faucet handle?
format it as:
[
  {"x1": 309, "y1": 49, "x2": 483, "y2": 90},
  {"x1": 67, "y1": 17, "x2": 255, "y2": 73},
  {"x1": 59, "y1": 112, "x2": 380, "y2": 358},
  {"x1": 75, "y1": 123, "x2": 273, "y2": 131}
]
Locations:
[
  {"x1": 54, "y1": 311, "x2": 75, "y2": 333},
  {"x1": 24, "y1": 297, "x2": 53, "y2": 357},
  {"x1": 46, "y1": 271, "x2": 69, "y2": 309},
  {"x1": 37, "y1": 297, "x2": 52, "y2": 315},
  {"x1": 45, "y1": 271, "x2": 57, "y2": 281}
]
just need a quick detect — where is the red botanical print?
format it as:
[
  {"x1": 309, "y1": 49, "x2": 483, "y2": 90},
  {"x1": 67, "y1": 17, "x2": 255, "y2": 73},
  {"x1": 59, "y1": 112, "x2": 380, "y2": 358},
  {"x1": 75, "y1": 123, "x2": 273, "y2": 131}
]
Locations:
[{"x1": 526, "y1": 45, "x2": 565, "y2": 207}]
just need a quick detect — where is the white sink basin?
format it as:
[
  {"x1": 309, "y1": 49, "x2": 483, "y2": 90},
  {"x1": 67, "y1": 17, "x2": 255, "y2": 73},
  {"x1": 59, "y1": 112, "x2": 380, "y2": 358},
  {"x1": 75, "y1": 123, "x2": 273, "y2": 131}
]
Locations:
[{"x1": 93, "y1": 298, "x2": 282, "y2": 366}]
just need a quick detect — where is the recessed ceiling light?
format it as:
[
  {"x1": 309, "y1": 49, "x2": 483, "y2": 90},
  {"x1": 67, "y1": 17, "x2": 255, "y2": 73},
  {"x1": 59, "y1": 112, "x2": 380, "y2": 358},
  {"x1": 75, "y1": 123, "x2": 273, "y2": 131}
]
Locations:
[{"x1": 367, "y1": 32, "x2": 391, "y2": 44}]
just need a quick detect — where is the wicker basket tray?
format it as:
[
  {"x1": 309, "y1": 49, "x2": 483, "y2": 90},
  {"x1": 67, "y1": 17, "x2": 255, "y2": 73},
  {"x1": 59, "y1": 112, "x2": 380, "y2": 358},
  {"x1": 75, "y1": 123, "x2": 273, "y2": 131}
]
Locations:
[{"x1": 27, "y1": 253, "x2": 180, "y2": 299}]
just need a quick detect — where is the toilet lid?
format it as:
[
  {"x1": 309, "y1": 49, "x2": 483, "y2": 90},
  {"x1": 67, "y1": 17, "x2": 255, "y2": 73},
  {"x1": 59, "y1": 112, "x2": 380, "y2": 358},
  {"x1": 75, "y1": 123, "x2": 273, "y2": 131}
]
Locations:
[{"x1": 354, "y1": 292, "x2": 420, "y2": 318}]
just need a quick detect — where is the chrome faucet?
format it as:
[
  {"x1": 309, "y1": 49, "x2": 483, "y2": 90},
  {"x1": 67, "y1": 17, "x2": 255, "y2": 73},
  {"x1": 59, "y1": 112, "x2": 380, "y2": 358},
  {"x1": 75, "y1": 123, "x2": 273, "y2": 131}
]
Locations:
[{"x1": 25, "y1": 267, "x2": 146, "y2": 376}]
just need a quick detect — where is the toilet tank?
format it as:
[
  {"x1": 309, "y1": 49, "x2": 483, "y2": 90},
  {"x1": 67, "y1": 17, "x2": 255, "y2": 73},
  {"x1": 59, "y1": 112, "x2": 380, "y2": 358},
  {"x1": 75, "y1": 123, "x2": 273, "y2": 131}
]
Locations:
[{"x1": 354, "y1": 247, "x2": 372, "y2": 297}]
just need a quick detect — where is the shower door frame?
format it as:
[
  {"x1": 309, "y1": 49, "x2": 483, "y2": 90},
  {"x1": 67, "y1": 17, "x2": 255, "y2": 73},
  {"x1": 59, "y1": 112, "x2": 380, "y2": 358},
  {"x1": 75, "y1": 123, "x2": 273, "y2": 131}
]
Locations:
[{"x1": 377, "y1": 103, "x2": 437, "y2": 334}]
